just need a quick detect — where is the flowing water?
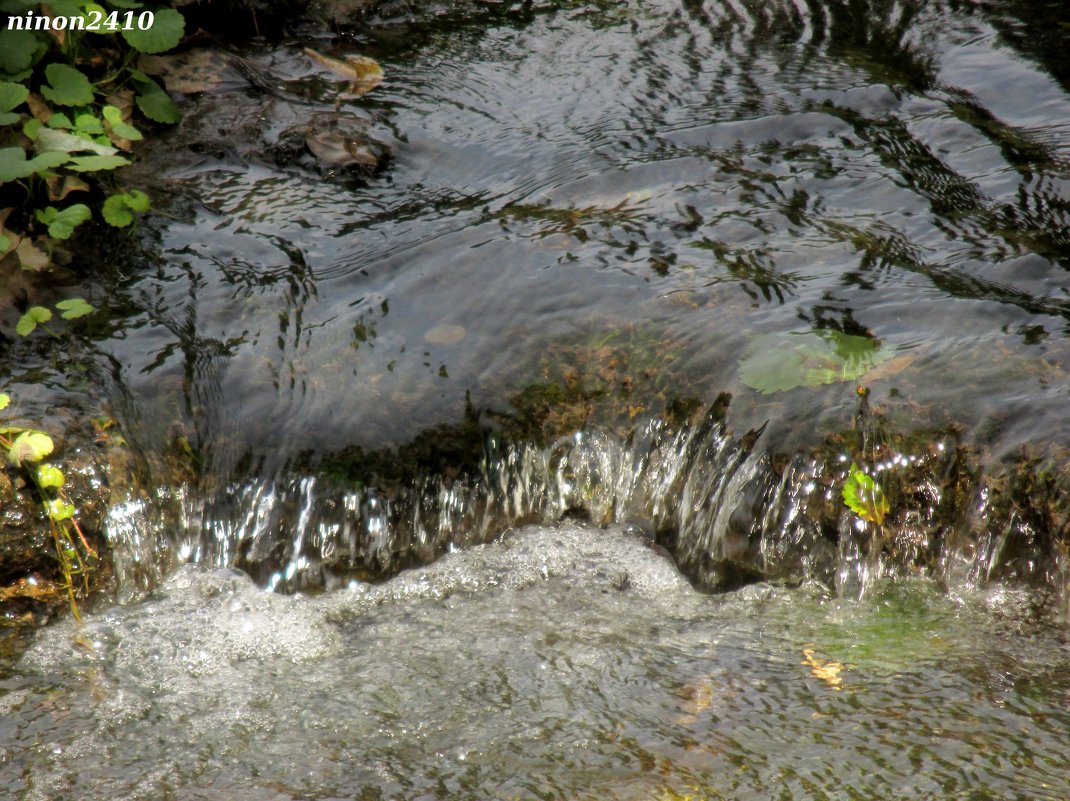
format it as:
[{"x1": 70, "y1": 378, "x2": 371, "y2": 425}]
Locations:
[{"x1": 4, "y1": 0, "x2": 1070, "y2": 797}]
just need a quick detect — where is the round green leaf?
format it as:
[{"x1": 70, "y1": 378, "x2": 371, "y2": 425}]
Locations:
[
  {"x1": 46, "y1": 498, "x2": 76, "y2": 522},
  {"x1": 843, "y1": 463, "x2": 889, "y2": 525},
  {"x1": 0, "y1": 80, "x2": 28, "y2": 112},
  {"x1": 0, "y1": 234, "x2": 9, "y2": 253},
  {"x1": 36, "y1": 203, "x2": 91, "y2": 239},
  {"x1": 55, "y1": 297, "x2": 95, "y2": 319},
  {"x1": 36, "y1": 463, "x2": 65, "y2": 489},
  {"x1": 0, "y1": 392, "x2": 10, "y2": 411},
  {"x1": 134, "y1": 79, "x2": 179, "y2": 124},
  {"x1": 40, "y1": 64, "x2": 95, "y2": 107},
  {"x1": 7, "y1": 430, "x2": 54, "y2": 466},
  {"x1": 75, "y1": 113, "x2": 105, "y2": 134},
  {"x1": 15, "y1": 305, "x2": 52, "y2": 336},
  {"x1": 0, "y1": 29, "x2": 38, "y2": 74},
  {"x1": 122, "y1": 8, "x2": 185, "y2": 54},
  {"x1": 102, "y1": 105, "x2": 143, "y2": 140}
]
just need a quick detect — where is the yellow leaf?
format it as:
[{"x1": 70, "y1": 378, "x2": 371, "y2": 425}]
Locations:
[
  {"x1": 303, "y1": 47, "x2": 383, "y2": 97},
  {"x1": 802, "y1": 647, "x2": 844, "y2": 690}
]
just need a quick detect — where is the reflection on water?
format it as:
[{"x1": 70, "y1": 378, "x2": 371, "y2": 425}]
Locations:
[
  {"x1": 62, "y1": 0, "x2": 1070, "y2": 600},
  {"x1": 3, "y1": 526, "x2": 1070, "y2": 801}
]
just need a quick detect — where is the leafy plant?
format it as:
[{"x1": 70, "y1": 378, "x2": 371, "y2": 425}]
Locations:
[
  {"x1": 739, "y1": 329, "x2": 895, "y2": 395},
  {"x1": 0, "y1": 1, "x2": 187, "y2": 272},
  {"x1": 0, "y1": 389, "x2": 97, "y2": 620},
  {"x1": 14, "y1": 296, "x2": 94, "y2": 336},
  {"x1": 842, "y1": 462, "x2": 889, "y2": 525}
]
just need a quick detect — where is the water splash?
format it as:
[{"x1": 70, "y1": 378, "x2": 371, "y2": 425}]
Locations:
[{"x1": 105, "y1": 402, "x2": 1070, "y2": 611}]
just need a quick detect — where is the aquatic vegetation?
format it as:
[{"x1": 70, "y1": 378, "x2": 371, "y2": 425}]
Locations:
[
  {"x1": 14, "y1": 295, "x2": 93, "y2": 336},
  {"x1": 738, "y1": 329, "x2": 895, "y2": 395},
  {"x1": 842, "y1": 461, "x2": 888, "y2": 525}
]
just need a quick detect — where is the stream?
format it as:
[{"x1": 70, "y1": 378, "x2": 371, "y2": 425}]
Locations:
[{"x1": 4, "y1": 0, "x2": 1070, "y2": 797}]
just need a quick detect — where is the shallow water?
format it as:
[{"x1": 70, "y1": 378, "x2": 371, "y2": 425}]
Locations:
[
  {"x1": 3, "y1": 525, "x2": 1070, "y2": 801},
  {"x1": 36, "y1": 0, "x2": 1063, "y2": 595},
  {"x1": 5, "y1": 2, "x2": 1070, "y2": 797}
]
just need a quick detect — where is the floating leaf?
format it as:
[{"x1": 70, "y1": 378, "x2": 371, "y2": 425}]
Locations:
[
  {"x1": 35, "y1": 204, "x2": 91, "y2": 239},
  {"x1": 16, "y1": 305, "x2": 52, "y2": 336},
  {"x1": 802, "y1": 647, "x2": 844, "y2": 690},
  {"x1": 46, "y1": 498, "x2": 75, "y2": 521},
  {"x1": 0, "y1": 392, "x2": 9, "y2": 411},
  {"x1": 305, "y1": 128, "x2": 378, "y2": 168},
  {"x1": 40, "y1": 64, "x2": 95, "y2": 107},
  {"x1": 55, "y1": 297, "x2": 95, "y2": 319},
  {"x1": 843, "y1": 462, "x2": 889, "y2": 525},
  {"x1": 36, "y1": 463, "x2": 64, "y2": 489},
  {"x1": 102, "y1": 190, "x2": 149, "y2": 226},
  {"x1": 122, "y1": 8, "x2": 185, "y2": 54},
  {"x1": 7, "y1": 430, "x2": 54, "y2": 466},
  {"x1": 303, "y1": 47, "x2": 384, "y2": 97},
  {"x1": 739, "y1": 330, "x2": 895, "y2": 395},
  {"x1": 35, "y1": 127, "x2": 118, "y2": 156},
  {"x1": 138, "y1": 48, "x2": 231, "y2": 94},
  {"x1": 102, "y1": 104, "x2": 143, "y2": 140}
]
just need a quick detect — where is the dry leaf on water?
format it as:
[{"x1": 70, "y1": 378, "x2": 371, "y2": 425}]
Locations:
[
  {"x1": 802, "y1": 647, "x2": 844, "y2": 690},
  {"x1": 138, "y1": 49, "x2": 235, "y2": 94},
  {"x1": 303, "y1": 47, "x2": 383, "y2": 97}
]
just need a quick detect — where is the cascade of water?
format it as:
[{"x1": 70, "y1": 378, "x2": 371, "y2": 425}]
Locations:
[{"x1": 103, "y1": 398, "x2": 1070, "y2": 609}]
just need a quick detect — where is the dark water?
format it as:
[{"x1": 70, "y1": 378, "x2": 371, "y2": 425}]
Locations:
[{"x1": 4, "y1": 1, "x2": 1070, "y2": 797}]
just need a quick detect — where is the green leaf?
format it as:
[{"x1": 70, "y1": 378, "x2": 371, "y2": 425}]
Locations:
[
  {"x1": 102, "y1": 190, "x2": 150, "y2": 226},
  {"x1": 6, "y1": 430, "x2": 54, "y2": 466},
  {"x1": 74, "y1": 113, "x2": 105, "y2": 134},
  {"x1": 0, "y1": 147, "x2": 69, "y2": 182},
  {"x1": 40, "y1": 64, "x2": 95, "y2": 107},
  {"x1": 36, "y1": 127, "x2": 118, "y2": 156},
  {"x1": 842, "y1": 463, "x2": 889, "y2": 525},
  {"x1": 55, "y1": 297, "x2": 95, "y2": 319},
  {"x1": 133, "y1": 77, "x2": 179, "y2": 124},
  {"x1": 46, "y1": 498, "x2": 76, "y2": 522},
  {"x1": 122, "y1": 8, "x2": 185, "y2": 54},
  {"x1": 35, "y1": 204, "x2": 91, "y2": 239},
  {"x1": 104, "y1": 0, "x2": 144, "y2": 7},
  {"x1": 67, "y1": 154, "x2": 130, "y2": 172},
  {"x1": 21, "y1": 118, "x2": 40, "y2": 140},
  {"x1": 36, "y1": 463, "x2": 64, "y2": 489},
  {"x1": 739, "y1": 330, "x2": 895, "y2": 395},
  {"x1": 0, "y1": 111, "x2": 19, "y2": 125},
  {"x1": 48, "y1": 0, "x2": 81, "y2": 15},
  {"x1": 16, "y1": 305, "x2": 52, "y2": 336},
  {"x1": 46, "y1": 113, "x2": 73, "y2": 129},
  {"x1": 0, "y1": 80, "x2": 28, "y2": 112},
  {"x1": 0, "y1": 234, "x2": 8, "y2": 253},
  {"x1": 102, "y1": 104, "x2": 143, "y2": 140},
  {"x1": 0, "y1": 29, "x2": 38, "y2": 74},
  {"x1": 0, "y1": 392, "x2": 9, "y2": 411}
]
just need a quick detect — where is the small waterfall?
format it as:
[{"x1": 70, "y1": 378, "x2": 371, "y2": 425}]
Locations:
[{"x1": 105, "y1": 400, "x2": 1070, "y2": 609}]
